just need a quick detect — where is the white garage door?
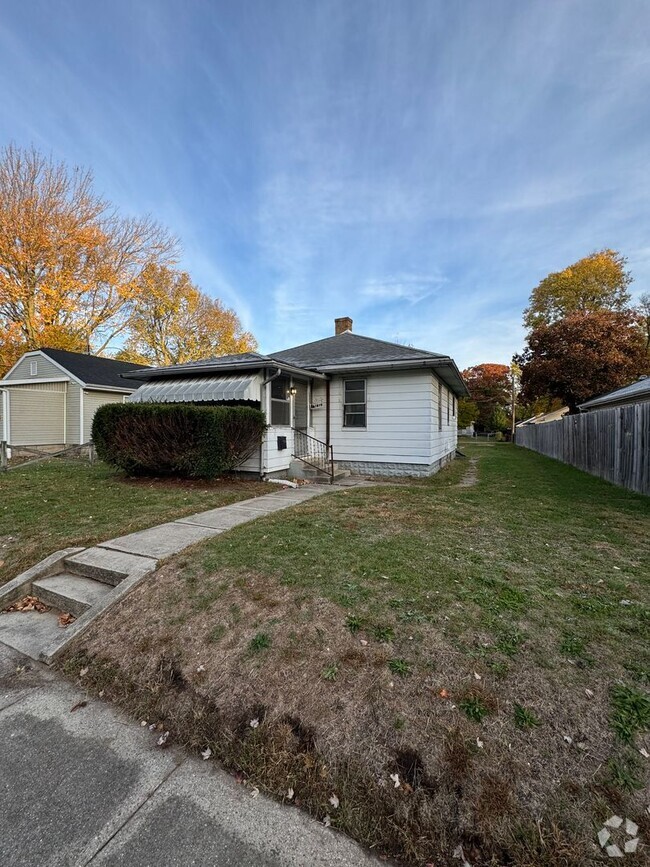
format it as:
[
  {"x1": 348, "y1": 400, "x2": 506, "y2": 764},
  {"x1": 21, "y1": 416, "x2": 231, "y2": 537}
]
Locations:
[{"x1": 8, "y1": 384, "x2": 66, "y2": 446}]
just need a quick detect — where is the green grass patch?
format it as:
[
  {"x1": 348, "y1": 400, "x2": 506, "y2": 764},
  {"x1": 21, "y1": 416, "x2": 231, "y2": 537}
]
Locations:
[
  {"x1": 513, "y1": 703, "x2": 541, "y2": 729},
  {"x1": 609, "y1": 684, "x2": 650, "y2": 742},
  {"x1": 249, "y1": 632, "x2": 272, "y2": 653}
]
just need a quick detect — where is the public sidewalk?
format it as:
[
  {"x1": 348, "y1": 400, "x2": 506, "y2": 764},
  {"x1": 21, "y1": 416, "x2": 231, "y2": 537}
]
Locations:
[{"x1": 0, "y1": 642, "x2": 378, "y2": 867}]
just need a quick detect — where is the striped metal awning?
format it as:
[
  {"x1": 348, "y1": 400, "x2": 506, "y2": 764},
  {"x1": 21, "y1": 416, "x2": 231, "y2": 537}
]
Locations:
[{"x1": 128, "y1": 376, "x2": 258, "y2": 404}]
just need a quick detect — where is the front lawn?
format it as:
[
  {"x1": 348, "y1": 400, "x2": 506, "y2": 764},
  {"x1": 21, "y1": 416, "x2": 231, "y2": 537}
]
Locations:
[
  {"x1": 64, "y1": 445, "x2": 650, "y2": 865},
  {"x1": 0, "y1": 459, "x2": 273, "y2": 585}
]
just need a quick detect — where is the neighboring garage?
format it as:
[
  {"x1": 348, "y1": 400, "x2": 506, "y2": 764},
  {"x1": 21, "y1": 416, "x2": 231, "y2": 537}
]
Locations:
[{"x1": 0, "y1": 348, "x2": 147, "y2": 451}]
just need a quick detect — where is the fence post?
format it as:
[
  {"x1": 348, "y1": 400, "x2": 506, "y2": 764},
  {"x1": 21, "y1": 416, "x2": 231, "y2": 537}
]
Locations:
[{"x1": 1, "y1": 441, "x2": 7, "y2": 471}]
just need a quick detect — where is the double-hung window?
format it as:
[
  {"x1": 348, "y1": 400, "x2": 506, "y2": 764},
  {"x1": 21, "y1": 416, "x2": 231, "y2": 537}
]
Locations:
[
  {"x1": 343, "y1": 379, "x2": 366, "y2": 427},
  {"x1": 270, "y1": 375, "x2": 291, "y2": 425}
]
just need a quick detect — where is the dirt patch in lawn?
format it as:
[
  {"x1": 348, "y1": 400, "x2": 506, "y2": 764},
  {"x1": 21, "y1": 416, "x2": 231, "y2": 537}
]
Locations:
[{"x1": 62, "y1": 559, "x2": 649, "y2": 865}]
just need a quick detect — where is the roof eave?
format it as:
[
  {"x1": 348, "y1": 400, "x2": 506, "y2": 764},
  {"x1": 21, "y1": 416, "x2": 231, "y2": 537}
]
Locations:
[
  {"x1": 311, "y1": 357, "x2": 469, "y2": 396},
  {"x1": 122, "y1": 360, "x2": 327, "y2": 382}
]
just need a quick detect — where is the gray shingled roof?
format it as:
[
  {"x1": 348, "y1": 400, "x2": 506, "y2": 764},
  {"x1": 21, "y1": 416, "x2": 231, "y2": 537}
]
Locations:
[
  {"x1": 579, "y1": 376, "x2": 650, "y2": 410},
  {"x1": 40, "y1": 348, "x2": 149, "y2": 390},
  {"x1": 270, "y1": 331, "x2": 445, "y2": 368},
  {"x1": 122, "y1": 331, "x2": 468, "y2": 396}
]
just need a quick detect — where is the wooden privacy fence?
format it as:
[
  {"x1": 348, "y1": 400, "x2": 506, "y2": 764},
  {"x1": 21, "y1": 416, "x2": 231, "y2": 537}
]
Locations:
[{"x1": 515, "y1": 403, "x2": 650, "y2": 496}]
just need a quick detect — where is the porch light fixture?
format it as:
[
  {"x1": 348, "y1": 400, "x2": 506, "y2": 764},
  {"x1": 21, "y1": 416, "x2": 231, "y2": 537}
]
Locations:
[{"x1": 288, "y1": 386, "x2": 298, "y2": 397}]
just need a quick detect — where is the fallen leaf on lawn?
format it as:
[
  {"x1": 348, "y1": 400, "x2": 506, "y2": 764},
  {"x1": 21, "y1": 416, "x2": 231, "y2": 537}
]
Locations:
[
  {"x1": 323, "y1": 814, "x2": 331, "y2": 827},
  {"x1": 390, "y1": 773, "x2": 400, "y2": 788},
  {"x1": 250, "y1": 718, "x2": 259, "y2": 728},
  {"x1": 251, "y1": 787, "x2": 259, "y2": 799},
  {"x1": 70, "y1": 700, "x2": 87, "y2": 712},
  {"x1": 79, "y1": 667, "x2": 88, "y2": 677},
  {"x1": 140, "y1": 720, "x2": 148, "y2": 727},
  {"x1": 287, "y1": 787, "x2": 294, "y2": 800},
  {"x1": 639, "y1": 748, "x2": 649, "y2": 759},
  {"x1": 474, "y1": 672, "x2": 482, "y2": 680},
  {"x1": 563, "y1": 735, "x2": 573, "y2": 745},
  {"x1": 585, "y1": 689, "x2": 594, "y2": 699},
  {"x1": 157, "y1": 730, "x2": 170, "y2": 747},
  {"x1": 196, "y1": 664, "x2": 205, "y2": 672},
  {"x1": 359, "y1": 639, "x2": 368, "y2": 646},
  {"x1": 476, "y1": 737, "x2": 484, "y2": 749},
  {"x1": 201, "y1": 747, "x2": 212, "y2": 760},
  {"x1": 439, "y1": 688, "x2": 450, "y2": 699},
  {"x1": 329, "y1": 794, "x2": 339, "y2": 809}
]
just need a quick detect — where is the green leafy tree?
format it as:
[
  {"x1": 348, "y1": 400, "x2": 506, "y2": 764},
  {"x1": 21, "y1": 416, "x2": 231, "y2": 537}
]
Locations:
[
  {"x1": 458, "y1": 398, "x2": 479, "y2": 429},
  {"x1": 524, "y1": 250, "x2": 632, "y2": 329}
]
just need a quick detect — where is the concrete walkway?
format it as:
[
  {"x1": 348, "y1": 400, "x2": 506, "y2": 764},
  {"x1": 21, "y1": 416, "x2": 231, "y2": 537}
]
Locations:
[
  {"x1": 0, "y1": 483, "x2": 344, "y2": 663},
  {"x1": 0, "y1": 643, "x2": 377, "y2": 866}
]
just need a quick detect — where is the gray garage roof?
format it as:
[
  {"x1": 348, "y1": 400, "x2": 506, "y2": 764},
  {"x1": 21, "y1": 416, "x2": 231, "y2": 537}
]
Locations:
[
  {"x1": 579, "y1": 376, "x2": 650, "y2": 411},
  {"x1": 39, "y1": 348, "x2": 149, "y2": 390}
]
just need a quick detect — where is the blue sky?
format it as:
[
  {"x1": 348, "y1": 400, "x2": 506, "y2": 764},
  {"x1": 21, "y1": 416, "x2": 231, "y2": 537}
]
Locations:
[{"x1": 1, "y1": 0, "x2": 649, "y2": 368}]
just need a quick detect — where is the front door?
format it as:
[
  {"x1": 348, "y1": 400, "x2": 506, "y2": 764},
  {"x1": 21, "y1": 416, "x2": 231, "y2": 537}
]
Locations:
[{"x1": 293, "y1": 381, "x2": 308, "y2": 431}]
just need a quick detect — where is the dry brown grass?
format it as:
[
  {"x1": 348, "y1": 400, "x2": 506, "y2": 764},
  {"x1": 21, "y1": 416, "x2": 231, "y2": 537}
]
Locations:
[
  {"x1": 59, "y1": 445, "x2": 649, "y2": 865},
  {"x1": 62, "y1": 559, "x2": 646, "y2": 865}
]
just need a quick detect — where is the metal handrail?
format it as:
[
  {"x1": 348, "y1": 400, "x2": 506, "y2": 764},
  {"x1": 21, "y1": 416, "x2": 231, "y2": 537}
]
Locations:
[{"x1": 291, "y1": 429, "x2": 335, "y2": 483}]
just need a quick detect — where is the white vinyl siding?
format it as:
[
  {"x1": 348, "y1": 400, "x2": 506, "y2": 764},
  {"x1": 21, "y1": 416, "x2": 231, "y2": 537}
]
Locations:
[
  {"x1": 65, "y1": 382, "x2": 82, "y2": 445},
  {"x1": 311, "y1": 369, "x2": 457, "y2": 469},
  {"x1": 82, "y1": 389, "x2": 127, "y2": 442}
]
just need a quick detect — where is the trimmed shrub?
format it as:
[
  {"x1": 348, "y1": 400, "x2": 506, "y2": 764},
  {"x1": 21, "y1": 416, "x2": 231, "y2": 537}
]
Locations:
[{"x1": 92, "y1": 403, "x2": 267, "y2": 479}]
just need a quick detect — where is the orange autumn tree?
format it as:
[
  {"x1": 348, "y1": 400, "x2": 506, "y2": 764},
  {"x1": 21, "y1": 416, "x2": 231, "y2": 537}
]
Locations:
[
  {"x1": 117, "y1": 264, "x2": 256, "y2": 366},
  {"x1": 461, "y1": 363, "x2": 511, "y2": 431},
  {"x1": 0, "y1": 144, "x2": 177, "y2": 373}
]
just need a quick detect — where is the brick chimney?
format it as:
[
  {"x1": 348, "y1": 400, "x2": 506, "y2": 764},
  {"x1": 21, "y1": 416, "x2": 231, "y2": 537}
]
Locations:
[{"x1": 335, "y1": 316, "x2": 353, "y2": 335}]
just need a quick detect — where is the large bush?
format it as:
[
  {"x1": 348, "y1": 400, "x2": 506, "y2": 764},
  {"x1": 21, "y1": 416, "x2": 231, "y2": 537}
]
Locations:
[{"x1": 92, "y1": 403, "x2": 266, "y2": 479}]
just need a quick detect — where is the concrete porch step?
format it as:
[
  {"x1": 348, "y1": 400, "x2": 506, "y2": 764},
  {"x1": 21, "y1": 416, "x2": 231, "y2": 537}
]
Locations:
[
  {"x1": 32, "y1": 573, "x2": 113, "y2": 618},
  {"x1": 288, "y1": 458, "x2": 351, "y2": 482}
]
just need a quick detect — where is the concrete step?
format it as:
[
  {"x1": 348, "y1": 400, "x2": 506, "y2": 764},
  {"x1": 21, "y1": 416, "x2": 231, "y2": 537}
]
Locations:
[
  {"x1": 32, "y1": 573, "x2": 113, "y2": 618},
  {"x1": 289, "y1": 458, "x2": 351, "y2": 482},
  {"x1": 0, "y1": 609, "x2": 65, "y2": 661},
  {"x1": 64, "y1": 547, "x2": 154, "y2": 585}
]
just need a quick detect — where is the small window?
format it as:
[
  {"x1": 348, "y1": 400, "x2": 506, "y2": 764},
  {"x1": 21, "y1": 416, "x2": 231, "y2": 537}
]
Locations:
[
  {"x1": 270, "y1": 375, "x2": 291, "y2": 425},
  {"x1": 438, "y1": 381, "x2": 442, "y2": 430},
  {"x1": 343, "y1": 379, "x2": 366, "y2": 427},
  {"x1": 30, "y1": 360, "x2": 37, "y2": 376},
  {"x1": 452, "y1": 395, "x2": 456, "y2": 417},
  {"x1": 447, "y1": 389, "x2": 450, "y2": 425}
]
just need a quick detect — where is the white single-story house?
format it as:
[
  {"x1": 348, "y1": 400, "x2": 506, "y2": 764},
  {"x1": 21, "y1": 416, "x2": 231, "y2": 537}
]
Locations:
[
  {"x1": 0, "y1": 348, "x2": 147, "y2": 450},
  {"x1": 125, "y1": 317, "x2": 468, "y2": 479},
  {"x1": 578, "y1": 375, "x2": 650, "y2": 412}
]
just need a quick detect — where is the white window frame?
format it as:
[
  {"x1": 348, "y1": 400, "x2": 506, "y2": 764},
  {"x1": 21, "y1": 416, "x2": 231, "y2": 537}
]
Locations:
[
  {"x1": 30, "y1": 360, "x2": 38, "y2": 376},
  {"x1": 343, "y1": 378, "x2": 367, "y2": 428},
  {"x1": 270, "y1": 375, "x2": 291, "y2": 426}
]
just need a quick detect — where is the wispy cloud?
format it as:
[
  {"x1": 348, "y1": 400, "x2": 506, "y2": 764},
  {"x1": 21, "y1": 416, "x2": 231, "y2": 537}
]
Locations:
[{"x1": 1, "y1": 0, "x2": 649, "y2": 366}]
